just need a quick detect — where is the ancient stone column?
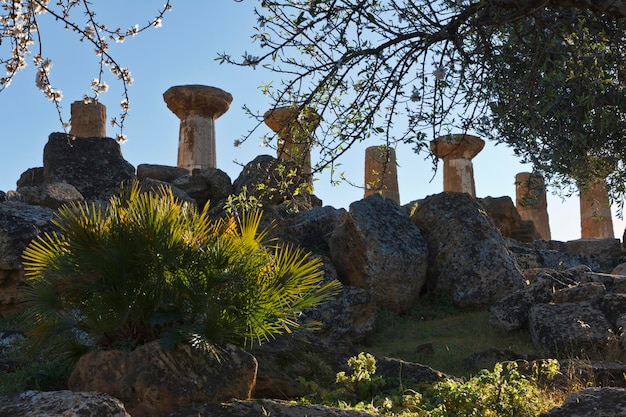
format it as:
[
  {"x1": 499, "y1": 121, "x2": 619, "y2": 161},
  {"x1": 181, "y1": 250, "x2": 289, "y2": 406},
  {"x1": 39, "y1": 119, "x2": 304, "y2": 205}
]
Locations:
[
  {"x1": 263, "y1": 106, "x2": 319, "y2": 180},
  {"x1": 364, "y1": 146, "x2": 400, "y2": 203},
  {"x1": 70, "y1": 100, "x2": 106, "y2": 137},
  {"x1": 515, "y1": 172, "x2": 551, "y2": 240},
  {"x1": 430, "y1": 134, "x2": 485, "y2": 197},
  {"x1": 163, "y1": 85, "x2": 233, "y2": 171},
  {"x1": 580, "y1": 179, "x2": 614, "y2": 238}
]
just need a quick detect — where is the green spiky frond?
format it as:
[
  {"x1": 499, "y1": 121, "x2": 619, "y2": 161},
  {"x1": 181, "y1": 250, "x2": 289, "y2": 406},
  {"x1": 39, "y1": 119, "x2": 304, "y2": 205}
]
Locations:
[{"x1": 22, "y1": 181, "x2": 339, "y2": 358}]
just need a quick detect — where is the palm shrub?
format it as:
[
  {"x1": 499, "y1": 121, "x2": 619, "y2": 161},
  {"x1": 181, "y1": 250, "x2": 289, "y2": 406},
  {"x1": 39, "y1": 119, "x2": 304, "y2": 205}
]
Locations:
[{"x1": 21, "y1": 181, "x2": 340, "y2": 361}]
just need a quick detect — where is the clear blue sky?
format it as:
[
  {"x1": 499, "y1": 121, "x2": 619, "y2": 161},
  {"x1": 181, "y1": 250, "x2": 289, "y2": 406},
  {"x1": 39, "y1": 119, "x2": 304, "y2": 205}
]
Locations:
[{"x1": 0, "y1": 0, "x2": 623, "y2": 242}]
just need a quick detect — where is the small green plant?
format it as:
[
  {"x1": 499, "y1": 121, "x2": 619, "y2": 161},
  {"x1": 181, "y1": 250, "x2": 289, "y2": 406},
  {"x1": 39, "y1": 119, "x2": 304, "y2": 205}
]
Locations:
[
  {"x1": 21, "y1": 181, "x2": 340, "y2": 362},
  {"x1": 336, "y1": 352, "x2": 386, "y2": 401},
  {"x1": 310, "y1": 353, "x2": 561, "y2": 416},
  {"x1": 413, "y1": 360, "x2": 560, "y2": 417}
]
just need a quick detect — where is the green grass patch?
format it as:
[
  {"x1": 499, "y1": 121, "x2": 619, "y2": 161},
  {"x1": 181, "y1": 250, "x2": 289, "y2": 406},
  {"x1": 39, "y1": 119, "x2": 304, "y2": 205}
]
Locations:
[{"x1": 359, "y1": 298, "x2": 538, "y2": 377}]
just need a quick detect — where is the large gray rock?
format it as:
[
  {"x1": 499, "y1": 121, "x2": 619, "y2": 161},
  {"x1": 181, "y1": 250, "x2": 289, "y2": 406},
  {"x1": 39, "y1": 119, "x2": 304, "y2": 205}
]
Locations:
[
  {"x1": 250, "y1": 334, "x2": 351, "y2": 399},
  {"x1": 43, "y1": 133, "x2": 135, "y2": 200},
  {"x1": 0, "y1": 202, "x2": 54, "y2": 270},
  {"x1": 16, "y1": 167, "x2": 44, "y2": 188},
  {"x1": 171, "y1": 399, "x2": 375, "y2": 417},
  {"x1": 232, "y1": 155, "x2": 317, "y2": 207},
  {"x1": 489, "y1": 270, "x2": 566, "y2": 331},
  {"x1": 286, "y1": 205, "x2": 346, "y2": 253},
  {"x1": 329, "y1": 194, "x2": 428, "y2": 314},
  {"x1": 410, "y1": 192, "x2": 524, "y2": 307},
  {"x1": 17, "y1": 182, "x2": 84, "y2": 209},
  {"x1": 508, "y1": 238, "x2": 623, "y2": 273},
  {"x1": 172, "y1": 168, "x2": 233, "y2": 210},
  {"x1": 136, "y1": 163, "x2": 189, "y2": 182},
  {"x1": 375, "y1": 357, "x2": 456, "y2": 385},
  {"x1": 301, "y1": 258, "x2": 376, "y2": 341},
  {"x1": 0, "y1": 269, "x2": 24, "y2": 314},
  {"x1": 0, "y1": 390, "x2": 130, "y2": 417},
  {"x1": 559, "y1": 359, "x2": 626, "y2": 389},
  {"x1": 68, "y1": 341, "x2": 257, "y2": 417},
  {"x1": 529, "y1": 302, "x2": 618, "y2": 358},
  {"x1": 478, "y1": 196, "x2": 541, "y2": 242},
  {"x1": 139, "y1": 178, "x2": 197, "y2": 206},
  {"x1": 541, "y1": 387, "x2": 626, "y2": 417}
]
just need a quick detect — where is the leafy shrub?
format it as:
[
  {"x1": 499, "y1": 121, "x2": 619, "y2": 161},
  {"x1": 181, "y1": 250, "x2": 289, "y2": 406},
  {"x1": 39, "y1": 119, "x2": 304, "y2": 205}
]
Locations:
[
  {"x1": 414, "y1": 360, "x2": 559, "y2": 417},
  {"x1": 21, "y1": 182, "x2": 340, "y2": 361},
  {"x1": 315, "y1": 353, "x2": 560, "y2": 416}
]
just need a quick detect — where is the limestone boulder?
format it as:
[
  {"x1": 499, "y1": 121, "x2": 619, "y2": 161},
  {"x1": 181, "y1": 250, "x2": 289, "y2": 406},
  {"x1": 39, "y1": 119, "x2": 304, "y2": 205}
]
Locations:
[
  {"x1": 508, "y1": 238, "x2": 623, "y2": 273},
  {"x1": 329, "y1": 194, "x2": 428, "y2": 313},
  {"x1": 171, "y1": 168, "x2": 233, "y2": 210},
  {"x1": 599, "y1": 293, "x2": 626, "y2": 327},
  {"x1": 0, "y1": 390, "x2": 130, "y2": 417},
  {"x1": 478, "y1": 196, "x2": 541, "y2": 242},
  {"x1": 559, "y1": 359, "x2": 626, "y2": 389},
  {"x1": 285, "y1": 205, "x2": 346, "y2": 253},
  {"x1": 43, "y1": 133, "x2": 135, "y2": 200},
  {"x1": 375, "y1": 357, "x2": 456, "y2": 385},
  {"x1": 68, "y1": 341, "x2": 257, "y2": 417},
  {"x1": 0, "y1": 269, "x2": 25, "y2": 314},
  {"x1": 578, "y1": 271, "x2": 626, "y2": 294},
  {"x1": 250, "y1": 335, "x2": 351, "y2": 399},
  {"x1": 463, "y1": 348, "x2": 538, "y2": 374},
  {"x1": 139, "y1": 178, "x2": 197, "y2": 206},
  {"x1": 528, "y1": 302, "x2": 618, "y2": 358},
  {"x1": 489, "y1": 270, "x2": 564, "y2": 331},
  {"x1": 191, "y1": 168, "x2": 234, "y2": 204},
  {"x1": 612, "y1": 262, "x2": 626, "y2": 276},
  {"x1": 232, "y1": 154, "x2": 319, "y2": 207},
  {"x1": 16, "y1": 167, "x2": 44, "y2": 188},
  {"x1": 301, "y1": 258, "x2": 376, "y2": 341},
  {"x1": 170, "y1": 399, "x2": 375, "y2": 417},
  {"x1": 17, "y1": 182, "x2": 84, "y2": 209},
  {"x1": 136, "y1": 163, "x2": 189, "y2": 182},
  {"x1": 410, "y1": 192, "x2": 524, "y2": 307},
  {"x1": 540, "y1": 388, "x2": 626, "y2": 417},
  {"x1": 552, "y1": 281, "x2": 606, "y2": 304},
  {"x1": 0, "y1": 202, "x2": 54, "y2": 270}
]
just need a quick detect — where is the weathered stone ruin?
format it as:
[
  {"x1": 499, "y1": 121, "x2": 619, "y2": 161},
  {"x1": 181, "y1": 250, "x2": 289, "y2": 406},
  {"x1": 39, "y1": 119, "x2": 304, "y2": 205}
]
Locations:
[{"x1": 2, "y1": 86, "x2": 626, "y2": 416}]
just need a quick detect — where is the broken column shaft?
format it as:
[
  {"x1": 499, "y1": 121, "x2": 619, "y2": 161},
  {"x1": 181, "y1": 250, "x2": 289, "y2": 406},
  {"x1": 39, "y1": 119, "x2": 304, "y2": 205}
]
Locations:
[
  {"x1": 580, "y1": 180, "x2": 614, "y2": 238},
  {"x1": 70, "y1": 100, "x2": 107, "y2": 137},
  {"x1": 515, "y1": 172, "x2": 551, "y2": 240},
  {"x1": 364, "y1": 145, "x2": 400, "y2": 204}
]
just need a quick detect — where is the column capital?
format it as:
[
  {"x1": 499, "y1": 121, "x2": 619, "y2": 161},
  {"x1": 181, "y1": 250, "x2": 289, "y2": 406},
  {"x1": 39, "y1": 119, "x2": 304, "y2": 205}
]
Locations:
[
  {"x1": 163, "y1": 85, "x2": 233, "y2": 120},
  {"x1": 263, "y1": 106, "x2": 320, "y2": 134},
  {"x1": 430, "y1": 134, "x2": 484, "y2": 160}
]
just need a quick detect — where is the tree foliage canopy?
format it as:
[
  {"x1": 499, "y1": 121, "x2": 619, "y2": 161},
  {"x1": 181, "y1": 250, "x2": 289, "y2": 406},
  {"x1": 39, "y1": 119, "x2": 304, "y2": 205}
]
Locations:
[
  {"x1": 220, "y1": 0, "x2": 625, "y2": 202},
  {"x1": 2, "y1": 1, "x2": 625, "y2": 201}
]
